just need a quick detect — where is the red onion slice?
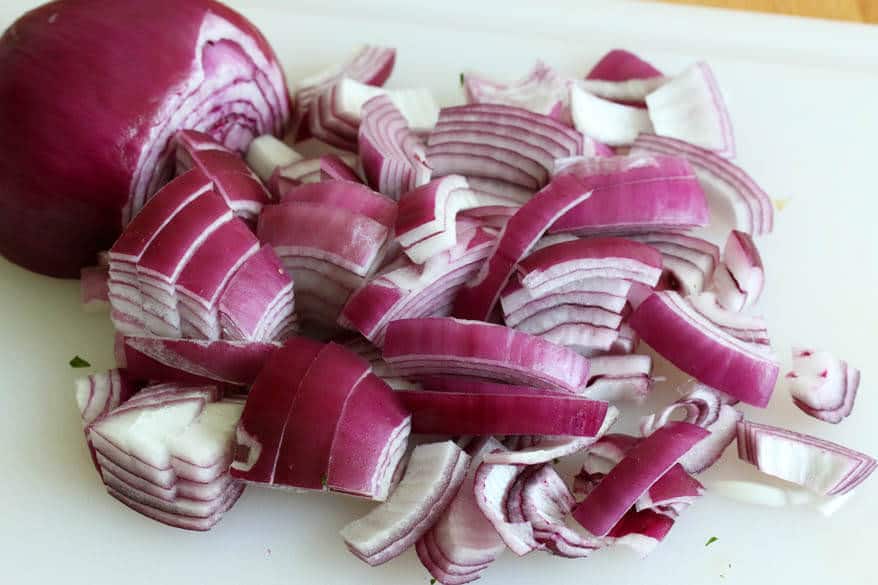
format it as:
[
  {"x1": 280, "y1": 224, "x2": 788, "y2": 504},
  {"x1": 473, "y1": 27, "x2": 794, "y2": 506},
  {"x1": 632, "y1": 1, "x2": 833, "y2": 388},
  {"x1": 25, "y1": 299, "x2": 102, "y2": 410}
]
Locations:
[
  {"x1": 550, "y1": 155, "x2": 709, "y2": 235},
  {"x1": 584, "y1": 355, "x2": 654, "y2": 403},
  {"x1": 713, "y1": 229, "x2": 765, "y2": 310},
  {"x1": 570, "y1": 85, "x2": 653, "y2": 146},
  {"x1": 335, "y1": 78, "x2": 439, "y2": 132},
  {"x1": 122, "y1": 337, "x2": 278, "y2": 387},
  {"x1": 464, "y1": 61, "x2": 570, "y2": 120},
  {"x1": 453, "y1": 173, "x2": 594, "y2": 321},
  {"x1": 81, "y1": 265, "x2": 110, "y2": 312},
  {"x1": 245, "y1": 135, "x2": 303, "y2": 182},
  {"x1": 75, "y1": 369, "x2": 138, "y2": 470},
  {"x1": 396, "y1": 390, "x2": 611, "y2": 437},
  {"x1": 359, "y1": 95, "x2": 431, "y2": 200},
  {"x1": 474, "y1": 455, "x2": 540, "y2": 555},
  {"x1": 737, "y1": 421, "x2": 876, "y2": 496},
  {"x1": 341, "y1": 441, "x2": 470, "y2": 566},
  {"x1": 573, "y1": 421, "x2": 709, "y2": 535},
  {"x1": 635, "y1": 464, "x2": 703, "y2": 514},
  {"x1": 629, "y1": 291, "x2": 779, "y2": 406},
  {"x1": 586, "y1": 49, "x2": 663, "y2": 83},
  {"x1": 278, "y1": 181, "x2": 397, "y2": 228},
  {"x1": 688, "y1": 292, "x2": 770, "y2": 346},
  {"x1": 290, "y1": 45, "x2": 395, "y2": 141},
  {"x1": 645, "y1": 62, "x2": 735, "y2": 158},
  {"x1": 787, "y1": 348, "x2": 860, "y2": 424},
  {"x1": 383, "y1": 317, "x2": 591, "y2": 392},
  {"x1": 605, "y1": 509, "x2": 675, "y2": 558},
  {"x1": 631, "y1": 133, "x2": 772, "y2": 235},
  {"x1": 627, "y1": 232, "x2": 720, "y2": 296},
  {"x1": 320, "y1": 154, "x2": 363, "y2": 183}
]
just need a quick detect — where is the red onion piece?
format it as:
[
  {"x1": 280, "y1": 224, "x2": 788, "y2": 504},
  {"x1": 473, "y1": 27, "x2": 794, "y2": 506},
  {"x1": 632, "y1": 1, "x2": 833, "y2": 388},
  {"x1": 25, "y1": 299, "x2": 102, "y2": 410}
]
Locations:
[
  {"x1": 0, "y1": 0, "x2": 288, "y2": 277},
  {"x1": 340, "y1": 222, "x2": 496, "y2": 345},
  {"x1": 646, "y1": 62, "x2": 735, "y2": 158},
  {"x1": 278, "y1": 181, "x2": 397, "y2": 228},
  {"x1": 584, "y1": 354, "x2": 654, "y2": 403},
  {"x1": 290, "y1": 45, "x2": 395, "y2": 141},
  {"x1": 550, "y1": 155, "x2": 709, "y2": 235},
  {"x1": 334, "y1": 78, "x2": 439, "y2": 132},
  {"x1": 359, "y1": 95, "x2": 431, "y2": 200},
  {"x1": 737, "y1": 420, "x2": 876, "y2": 496},
  {"x1": 122, "y1": 337, "x2": 278, "y2": 387},
  {"x1": 453, "y1": 173, "x2": 594, "y2": 321},
  {"x1": 713, "y1": 229, "x2": 765, "y2": 310},
  {"x1": 628, "y1": 232, "x2": 720, "y2": 296},
  {"x1": 586, "y1": 49, "x2": 663, "y2": 83},
  {"x1": 474, "y1": 455, "x2": 540, "y2": 555},
  {"x1": 629, "y1": 291, "x2": 779, "y2": 406},
  {"x1": 606, "y1": 509, "x2": 675, "y2": 558},
  {"x1": 635, "y1": 464, "x2": 703, "y2": 514},
  {"x1": 75, "y1": 369, "x2": 138, "y2": 470},
  {"x1": 688, "y1": 292, "x2": 770, "y2": 346},
  {"x1": 81, "y1": 265, "x2": 110, "y2": 312},
  {"x1": 417, "y1": 438, "x2": 507, "y2": 585},
  {"x1": 631, "y1": 133, "x2": 772, "y2": 235},
  {"x1": 396, "y1": 389, "x2": 610, "y2": 437},
  {"x1": 245, "y1": 135, "x2": 302, "y2": 182},
  {"x1": 383, "y1": 317, "x2": 591, "y2": 392},
  {"x1": 175, "y1": 130, "x2": 272, "y2": 221},
  {"x1": 787, "y1": 348, "x2": 860, "y2": 424},
  {"x1": 320, "y1": 154, "x2": 362, "y2": 183},
  {"x1": 464, "y1": 61, "x2": 570, "y2": 121},
  {"x1": 570, "y1": 85, "x2": 653, "y2": 146},
  {"x1": 341, "y1": 441, "x2": 469, "y2": 566},
  {"x1": 573, "y1": 422, "x2": 708, "y2": 535}
]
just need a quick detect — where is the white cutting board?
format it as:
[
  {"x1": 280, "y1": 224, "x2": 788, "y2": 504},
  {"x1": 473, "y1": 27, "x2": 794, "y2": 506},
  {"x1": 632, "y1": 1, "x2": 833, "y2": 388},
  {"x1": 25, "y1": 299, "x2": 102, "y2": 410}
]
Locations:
[{"x1": 0, "y1": 1, "x2": 876, "y2": 584}]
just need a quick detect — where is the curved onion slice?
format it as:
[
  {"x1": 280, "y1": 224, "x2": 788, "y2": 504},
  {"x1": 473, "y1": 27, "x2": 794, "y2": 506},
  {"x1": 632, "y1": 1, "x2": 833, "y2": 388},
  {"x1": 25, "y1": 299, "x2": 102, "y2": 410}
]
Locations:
[
  {"x1": 586, "y1": 49, "x2": 663, "y2": 83},
  {"x1": 396, "y1": 390, "x2": 611, "y2": 437},
  {"x1": 75, "y1": 369, "x2": 138, "y2": 469},
  {"x1": 383, "y1": 317, "x2": 591, "y2": 392},
  {"x1": 464, "y1": 61, "x2": 570, "y2": 120},
  {"x1": 427, "y1": 103, "x2": 584, "y2": 191},
  {"x1": 453, "y1": 174, "x2": 594, "y2": 321},
  {"x1": 631, "y1": 133, "x2": 772, "y2": 235},
  {"x1": 320, "y1": 154, "x2": 362, "y2": 183},
  {"x1": 175, "y1": 130, "x2": 272, "y2": 220},
  {"x1": 573, "y1": 422, "x2": 709, "y2": 535},
  {"x1": 245, "y1": 135, "x2": 302, "y2": 182},
  {"x1": 474, "y1": 456, "x2": 540, "y2": 555},
  {"x1": 570, "y1": 85, "x2": 653, "y2": 146},
  {"x1": 550, "y1": 155, "x2": 709, "y2": 235},
  {"x1": 688, "y1": 292, "x2": 770, "y2": 345},
  {"x1": 635, "y1": 464, "x2": 704, "y2": 514},
  {"x1": 787, "y1": 348, "x2": 860, "y2": 424},
  {"x1": 359, "y1": 95, "x2": 431, "y2": 200},
  {"x1": 416, "y1": 438, "x2": 507, "y2": 585},
  {"x1": 606, "y1": 509, "x2": 675, "y2": 558},
  {"x1": 290, "y1": 45, "x2": 395, "y2": 141},
  {"x1": 121, "y1": 337, "x2": 278, "y2": 387},
  {"x1": 641, "y1": 385, "x2": 743, "y2": 473},
  {"x1": 627, "y1": 232, "x2": 720, "y2": 296},
  {"x1": 278, "y1": 181, "x2": 397, "y2": 227},
  {"x1": 341, "y1": 441, "x2": 470, "y2": 566},
  {"x1": 645, "y1": 62, "x2": 735, "y2": 158},
  {"x1": 737, "y1": 420, "x2": 876, "y2": 496},
  {"x1": 335, "y1": 78, "x2": 439, "y2": 132},
  {"x1": 584, "y1": 355, "x2": 654, "y2": 402},
  {"x1": 81, "y1": 264, "x2": 110, "y2": 312},
  {"x1": 339, "y1": 222, "x2": 496, "y2": 345},
  {"x1": 629, "y1": 291, "x2": 779, "y2": 406},
  {"x1": 713, "y1": 230, "x2": 765, "y2": 310},
  {"x1": 395, "y1": 175, "x2": 510, "y2": 263}
]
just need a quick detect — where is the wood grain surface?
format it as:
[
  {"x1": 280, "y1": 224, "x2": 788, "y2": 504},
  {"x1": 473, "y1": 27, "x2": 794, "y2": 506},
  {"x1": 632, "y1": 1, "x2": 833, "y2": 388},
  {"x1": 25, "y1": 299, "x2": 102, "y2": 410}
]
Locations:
[{"x1": 662, "y1": 0, "x2": 878, "y2": 23}]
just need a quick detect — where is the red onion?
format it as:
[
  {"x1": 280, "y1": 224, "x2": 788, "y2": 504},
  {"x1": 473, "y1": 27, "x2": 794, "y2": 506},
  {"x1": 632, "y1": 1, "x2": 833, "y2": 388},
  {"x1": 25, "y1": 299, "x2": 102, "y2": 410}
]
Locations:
[
  {"x1": 737, "y1": 421, "x2": 876, "y2": 496},
  {"x1": 81, "y1": 265, "x2": 110, "y2": 312},
  {"x1": 290, "y1": 45, "x2": 395, "y2": 142},
  {"x1": 396, "y1": 389, "x2": 611, "y2": 437},
  {"x1": 688, "y1": 292, "x2": 770, "y2": 345},
  {"x1": 627, "y1": 232, "x2": 720, "y2": 296},
  {"x1": 635, "y1": 464, "x2": 703, "y2": 517},
  {"x1": 121, "y1": 337, "x2": 278, "y2": 387},
  {"x1": 573, "y1": 422, "x2": 709, "y2": 535},
  {"x1": 584, "y1": 355, "x2": 654, "y2": 402},
  {"x1": 464, "y1": 61, "x2": 570, "y2": 121},
  {"x1": 383, "y1": 317, "x2": 591, "y2": 392},
  {"x1": 245, "y1": 135, "x2": 302, "y2": 182},
  {"x1": 453, "y1": 173, "x2": 594, "y2": 321},
  {"x1": 341, "y1": 441, "x2": 469, "y2": 566},
  {"x1": 629, "y1": 291, "x2": 779, "y2": 406},
  {"x1": 786, "y1": 348, "x2": 860, "y2": 424},
  {"x1": 473, "y1": 455, "x2": 540, "y2": 555},
  {"x1": 278, "y1": 181, "x2": 397, "y2": 228},
  {"x1": 606, "y1": 509, "x2": 675, "y2": 558},
  {"x1": 174, "y1": 130, "x2": 272, "y2": 221},
  {"x1": 75, "y1": 369, "x2": 138, "y2": 470},
  {"x1": 645, "y1": 62, "x2": 735, "y2": 158},
  {"x1": 570, "y1": 85, "x2": 653, "y2": 146},
  {"x1": 359, "y1": 95, "x2": 431, "y2": 200},
  {"x1": 586, "y1": 49, "x2": 663, "y2": 83},
  {"x1": 0, "y1": 0, "x2": 288, "y2": 277},
  {"x1": 320, "y1": 154, "x2": 363, "y2": 183},
  {"x1": 550, "y1": 155, "x2": 709, "y2": 235},
  {"x1": 631, "y1": 133, "x2": 772, "y2": 235},
  {"x1": 713, "y1": 229, "x2": 765, "y2": 310}
]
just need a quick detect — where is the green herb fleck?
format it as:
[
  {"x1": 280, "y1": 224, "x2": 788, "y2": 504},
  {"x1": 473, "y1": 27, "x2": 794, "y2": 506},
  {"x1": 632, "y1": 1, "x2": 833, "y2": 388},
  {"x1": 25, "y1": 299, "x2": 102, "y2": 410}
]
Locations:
[
  {"x1": 705, "y1": 536, "x2": 719, "y2": 547},
  {"x1": 320, "y1": 474, "x2": 328, "y2": 488},
  {"x1": 430, "y1": 579, "x2": 437, "y2": 585},
  {"x1": 459, "y1": 73, "x2": 465, "y2": 87},
  {"x1": 69, "y1": 355, "x2": 91, "y2": 368}
]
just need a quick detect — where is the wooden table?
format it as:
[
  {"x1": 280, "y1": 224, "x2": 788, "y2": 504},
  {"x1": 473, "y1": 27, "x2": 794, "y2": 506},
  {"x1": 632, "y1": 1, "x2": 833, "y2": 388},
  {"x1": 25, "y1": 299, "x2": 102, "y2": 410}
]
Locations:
[{"x1": 663, "y1": 0, "x2": 877, "y2": 23}]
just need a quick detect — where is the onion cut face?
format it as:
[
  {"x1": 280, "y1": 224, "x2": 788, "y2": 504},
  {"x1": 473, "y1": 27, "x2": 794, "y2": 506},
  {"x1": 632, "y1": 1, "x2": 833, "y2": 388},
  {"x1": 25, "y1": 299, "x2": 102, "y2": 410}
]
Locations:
[
  {"x1": 174, "y1": 129, "x2": 272, "y2": 221},
  {"x1": 395, "y1": 390, "x2": 611, "y2": 437},
  {"x1": 383, "y1": 318, "x2": 591, "y2": 393},
  {"x1": 81, "y1": 264, "x2": 111, "y2": 312},
  {"x1": 645, "y1": 62, "x2": 735, "y2": 159},
  {"x1": 85, "y1": 381, "x2": 245, "y2": 531},
  {"x1": 290, "y1": 45, "x2": 395, "y2": 142},
  {"x1": 320, "y1": 154, "x2": 363, "y2": 183},
  {"x1": 737, "y1": 421, "x2": 876, "y2": 496},
  {"x1": 584, "y1": 355, "x2": 654, "y2": 403},
  {"x1": 427, "y1": 103, "x2": 584, "y2": 192},
  {"x1": 453, "y1": 173, "x2": 594, "y2": 321},
  {"x1": 359, "y1": 95, "x2": 431, "y2": 200},
  {"x1": 231, "y1": 338, "x2": 410, "y2": 501},
  {"x1": 121, "y1": 337, "x2": 278, "y2": 387},
  {"x1": 339, "y1": 221, "x2": 497, "y2": 345},
  {"x1": 573, "y1": 422, "x2": 709, "y2": 536},
  {"x1": 629, "y1": 291, "x2": 779, "y2": 407},
  {"x1": 341, "y1": 441, "x2": 470, "y2": 566},
  {"x1": 75, "y1": 369, "x2": 138, "y2": 469},
  {"x1": 688, "y1": 292, "x2": 770, "y2": 346},
  {"x1": 464, "y1": 61, "x2": 571, "y2": 121},
  {"x1": 631, "y1": 133, "x2": 772, "y2": 235},
  {"x1": 279, "y1": 181, "x2": 396, "y2": 227},
  {"x1": 627, "y1": 232, "x2": 720, "y2": 297},
  {"x1": 713, "y1": 230, "x2": 765, "y2": 310},
  {"x1": 786, "y1": 348, "x2": 860, "y2": 424},
  {"x1": 550, "y1": 155, "x2": 709, "y2": 236},
  {"x1": 569, "y1": 85, "x2": 653, "y2": 146},
  {"x1": 245, "y1": 135, "x2": 303, "y2": 182},
  {"x1": 416, "y1": 438, "x2": 507, "y2": 585},
  {"x1": 0, "y1": 0, "x2": 289, "y2": 277}
]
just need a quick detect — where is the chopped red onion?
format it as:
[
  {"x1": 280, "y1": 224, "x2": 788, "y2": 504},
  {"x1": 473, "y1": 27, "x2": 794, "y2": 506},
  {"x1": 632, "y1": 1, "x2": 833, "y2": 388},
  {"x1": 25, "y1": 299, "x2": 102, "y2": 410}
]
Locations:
[
  {"x1": 586, "y1": 49, "x2": 663, "y2": 83},
  {"x1": 278, "y1": 181, "x2": 397, "y2": 228},
  {"x1": 245, "y1": 135, "x2": 303, "y2": 182},
  {"x1": 713, "y1": 230, "x2": 765, "y2": 310},
  {"x1": 627, "y1": 232, "x2": 720, "y2": 296},
  {"x1": 81, "y1": 265, "x2": 110, "y2": 312},
  {"x1": 464, "y1": 61, "x2": 570, "y2": 121},
  {"x1": 787, "y1": 347, "x2": 860, "y2": 424},
  {"x1": 320, "y1": 154, "x2": 363, "y2": 183},
  {"x1": 737, "y1": 420, "x2": 876, "y2": 496},
  {"x1": 688, "y1": 292, "x2": 770, "y2": 346},
  {"x1": 570, "y1": 85, "x2": 653, "y2": 146},
  {"x1": 584, "y1": 355, "x2": 654, "y2": 403}
]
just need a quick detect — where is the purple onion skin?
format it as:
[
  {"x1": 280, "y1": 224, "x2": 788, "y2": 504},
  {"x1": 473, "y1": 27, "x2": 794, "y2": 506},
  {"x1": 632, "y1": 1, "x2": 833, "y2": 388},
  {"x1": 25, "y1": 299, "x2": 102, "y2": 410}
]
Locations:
[{"x1": 0, "y1": 0, "x2": 288, "y2": 277}]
